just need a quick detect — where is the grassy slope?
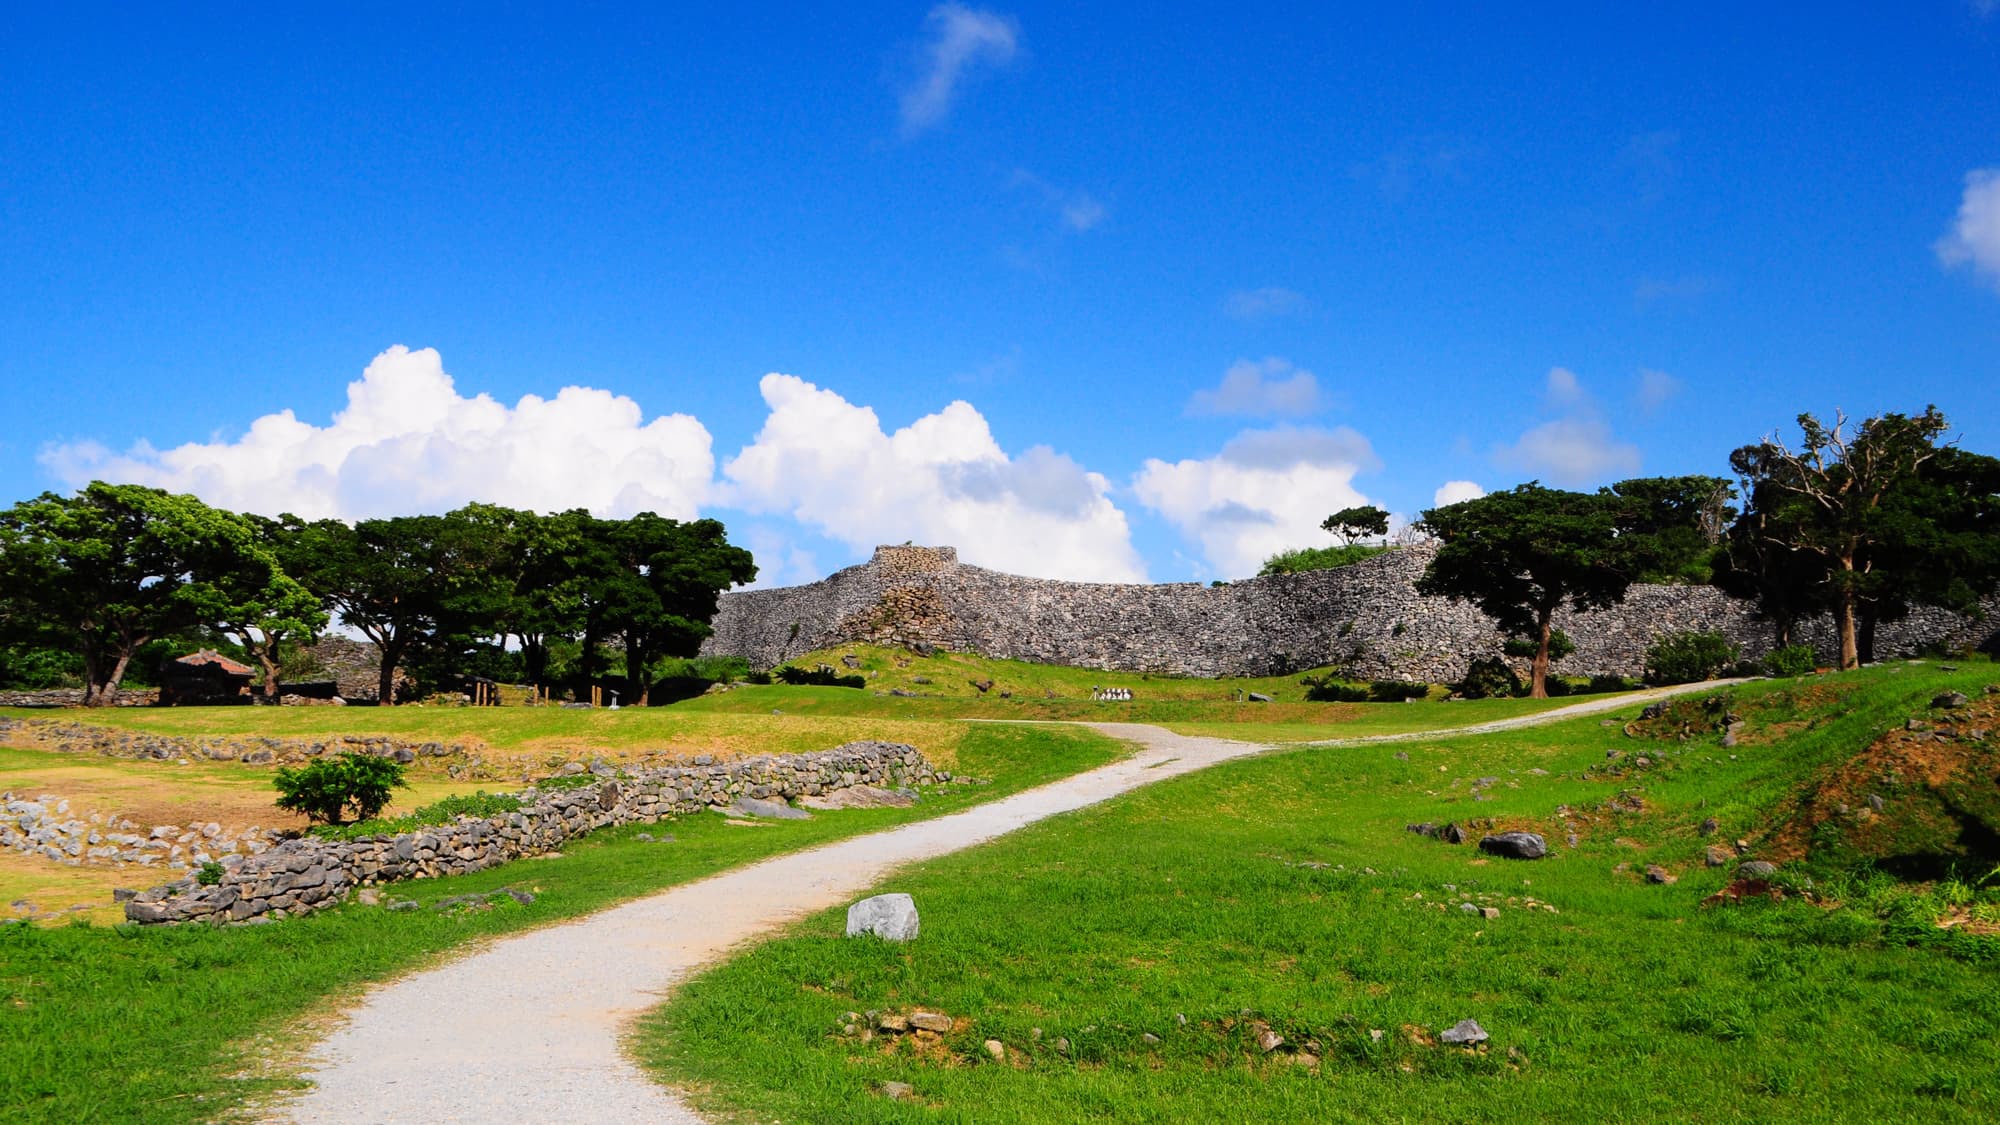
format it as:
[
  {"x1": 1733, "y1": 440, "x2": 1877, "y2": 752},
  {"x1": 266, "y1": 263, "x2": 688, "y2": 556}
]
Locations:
[
  {"x1": 639, "y1": 663, "x2": 2000, "y2": 1123},
  {"x1": 0, "y1": 724, "x2": 1124, "y2": 1124}
]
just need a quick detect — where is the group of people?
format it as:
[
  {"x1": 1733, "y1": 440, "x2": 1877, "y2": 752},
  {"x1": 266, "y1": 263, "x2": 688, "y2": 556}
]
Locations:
[{"x1": 1091, "y1": 686, "x2": 1134, "y2": 702}]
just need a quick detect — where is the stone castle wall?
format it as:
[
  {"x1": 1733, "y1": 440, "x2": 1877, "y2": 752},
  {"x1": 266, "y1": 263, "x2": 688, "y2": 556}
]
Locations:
[{"x1": 701, "y1": 544, "x2": 2000, "y2": 681}]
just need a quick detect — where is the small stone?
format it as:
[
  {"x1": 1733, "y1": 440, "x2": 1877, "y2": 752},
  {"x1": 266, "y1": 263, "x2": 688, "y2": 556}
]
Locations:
[
  {"x1": 1698, "y1": 817, "x2": 1718, "y2": 836},
  {"x1": 729, "y1": 796, "x2": 810, "y2": 821},
  {"x1": 1644, "y1": 865, "x2": 1678, "y2": 885},
  {"x1": 1478, "y1": 832, "x2": 1547, "y2": 860},
  {"x1": 357, "y1": 889, "x2": 381, "y2": 906},
  {"x1": 1867, "y1": 793, "x2": 1885, "y2": 812},
  {"x1": 1439, "y1": 1018, "x2": 1488, "y2": 1046},
  {"x1": 1142, "y1": 1032, "x2": 1161, "y2": 1044},
  {"x1": 387, "y1": 900, "x2": 419, "y2": 912},
  {"x1": 984, "y1": 1039, "x2": 1006, "y2": 1061},
  {"x1": 110, "y1": 888, "x2": 137, "y2": 903},
  {"x1": 1931, "y1": 691, "x2": 1970, "y2": 710},
  {"x1": 1460, "y1": 902, "x2": 1480, "y2": 915},
  {"x1": 847, "y1": 893, "x2": 920, "y2": 941},
  {"x1": 1256, "y1": 1028, "x2": 1284, "y2": 1053},
  {"x1": 909, "y1": 1011, "x2": 953, "y2": 1033},
  {"x1": 1905, "y1": 719, "x2": 1930, "y2": 732},
  {"x1": 1055, "y1": 1037, "x2": 1071, "y2": 1053},
  {"x1": 881, "y1": 1081, "x2": 916, "y2": 1102},
  {"x1": 1480, "y1": 906, "x2": 1501, "y2": 920},
  {"x1": 876, "y1": 1013, "x2": 910, "y2": 1032},
  {"x1": 1704, "y1": 845, "x2": 1733, "y2": 867},
  {"x1": 1736, "y1": 860, "x2": 1778, "y2": 879}
]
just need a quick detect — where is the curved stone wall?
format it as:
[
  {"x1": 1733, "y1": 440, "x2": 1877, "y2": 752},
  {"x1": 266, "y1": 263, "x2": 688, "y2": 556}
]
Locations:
[{"x1": 701, "y1": 544, "x2": 2000, "y2": 681}]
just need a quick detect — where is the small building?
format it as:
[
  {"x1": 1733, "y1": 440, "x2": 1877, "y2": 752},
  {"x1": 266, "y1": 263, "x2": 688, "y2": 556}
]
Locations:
[{"x1": 157, "y1": 650, "x2": 255, "y2": 706}]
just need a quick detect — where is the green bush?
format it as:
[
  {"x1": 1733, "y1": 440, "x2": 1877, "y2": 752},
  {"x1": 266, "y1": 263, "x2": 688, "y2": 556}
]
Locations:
[
  {"x1": 1456, "y1": 657, "x2": 1522, "y2": 699},
  {"x1": 1299, "y1": 674, "x2": 1366, "y2": 702},
  {"x1": 773, "y1": 665, "x2": 864, "y2": 688},
  {"x1": 1586, "y1": 673, "x2": 1639, "y2": 694},
  {"x1": 1257, "y1": 543, "x2": 1390, "y2": 576},
  {"x1": 1644, "y1": 630, "x2": 1741, "y2": 685},
  {"x1": 1367, "y1": 680, "x2": 1431, "y2": 702},
  {"x1": 1765, "y1": 644, "x2": 1817, "y2": 678},
  {"x1": 272, "y1": 752, "x2": 408, "y2": 825}
]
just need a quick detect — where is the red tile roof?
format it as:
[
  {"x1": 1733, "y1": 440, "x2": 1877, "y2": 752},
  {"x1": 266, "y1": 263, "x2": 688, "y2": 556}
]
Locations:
[{"x1": 173, "y1": 649, "x2": 255, "y2": 676}]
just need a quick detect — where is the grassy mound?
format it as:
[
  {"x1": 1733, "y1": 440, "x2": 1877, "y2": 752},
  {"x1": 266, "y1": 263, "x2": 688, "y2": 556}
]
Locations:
[{"x1": 638, "y1": 662, "x2": 2000, "y2": 1122}]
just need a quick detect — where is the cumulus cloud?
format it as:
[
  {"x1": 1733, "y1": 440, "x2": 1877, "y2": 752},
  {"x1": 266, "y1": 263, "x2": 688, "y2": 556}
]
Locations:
[
  {"x1": 40, "y1": 346, "x2": 715, "y2": 521},
  {"x1": 899, "y1": 4, "x2": 1020, "y2": 135},
  {"x1": 1432, "y1": 480, "x2": 1486, "y2": 507},
  {"x1": 1132, "y1": 426, "x2": 1379, "y2": 577},
  {"x1": 1490, "y1": 367, "x2": 1641, "y2": 485},
  {"x1": 722, "y1": 374, "x2": 1144, "y2": 582},
  {"x1": 1224, "y1": 287, "x2": 1309, "y2": 320},
  {"x1": 1936, "y1": 168, "x2": 2000, "y2": 287},
  {"x1": 1185, "y1": 357, "x2": 1325, "y2": 418}
]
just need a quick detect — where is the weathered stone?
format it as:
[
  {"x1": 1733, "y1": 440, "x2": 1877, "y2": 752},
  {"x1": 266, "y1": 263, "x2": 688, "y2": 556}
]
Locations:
[
  {"x1": 983, "y1": 1039, "x2": 1006, "y2": 1060},
  {"x1": 909, "y1": 1011, "x2": 953, "y2": 1033},
  {"x1": 846, "y1": 892, "x2": 920, "y2": 941},
  {"x1": 1644, "y1": 865, "x2": 1678, "y2": 885},
  {"x1": 1478, "y1": 832, "x2": 1547, "y2": 860},
  {"x1": 1736, "y1": 860, "x2": 1779, "y2": 879},
  {"x1": 1704, "y1": 845, "x2": 1733, "y2": 867},
  {"x1": 1439, "y1": 1019, "x2": 1488, "y2": 1046},
  {"x1": 728, "y1": 796, "x2": 810, "y2": 820},
  {"x1": 1932, "y1": 691, "x2": 1970, "y2": 709},
  {"x1": 880, "y1": 1081, "x2": 916, "y2": 1101}
]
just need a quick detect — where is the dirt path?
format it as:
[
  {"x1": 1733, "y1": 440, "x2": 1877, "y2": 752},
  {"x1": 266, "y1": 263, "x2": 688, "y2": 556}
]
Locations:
[{"x1": 276, "y1": 682, "x2": 1732, "y2": 1123}]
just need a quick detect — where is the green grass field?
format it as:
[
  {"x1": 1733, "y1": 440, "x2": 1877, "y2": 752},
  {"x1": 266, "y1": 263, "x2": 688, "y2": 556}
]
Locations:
[
  {"x1": 0, "y1": 723, "x2": 1123, "y2": 1123},
  {"x1": 638, "y1": 663, "x2": 2000, "y2": 1122}
]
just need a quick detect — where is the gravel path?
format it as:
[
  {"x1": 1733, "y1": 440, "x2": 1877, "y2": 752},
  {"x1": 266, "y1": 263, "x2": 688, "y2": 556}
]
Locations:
[{"x1": 276, "y1": 682, "x2": 1731, "y2": 1123}]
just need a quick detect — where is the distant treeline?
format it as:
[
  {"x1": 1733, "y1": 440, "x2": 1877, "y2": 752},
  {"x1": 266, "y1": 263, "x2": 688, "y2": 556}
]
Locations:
[{"x1": 0, "y1": 488, "x2": 754, "y2": 706}]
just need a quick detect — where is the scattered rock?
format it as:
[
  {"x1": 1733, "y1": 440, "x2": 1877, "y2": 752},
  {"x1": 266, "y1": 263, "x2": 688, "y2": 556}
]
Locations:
[
  {"x1": 1478, "y1": 832, "x2": 1547, "y2": 860},
  {"x1": 1704, "y1": 845, "x2": 1733, "y2": 867},
  {"x1": 1931, "y1": 691, "x2": 1970, "y2": 710},
  {"x1": 1055, "y1": 1037, "x2": 1071, "y2": 1053},
  {"x1": 1698, "y1": 817, "x2": 1718, "y2": 837},
  {"x1": 1459, "y1": 902, "x2": 1480, "y2": 915},
  {"x1": 983, "y1": 1039, "x2": 1006, "y2": 1061},
  {"x1": 1867, "y1": 793, "x2": 1885, "y2": 812},
  {"x1": 847, "y1": 892, "x2": 921, "y2": 941},
  {"x1": 798, "y1": 785, "x2": 916, "y2": 811},
  {"x1": 1256, "y1": 1028, "x2": 1285, "y2": 1053},
  {"x1": 1439, "y1": 1019, "x2": 1488, "y2": 1046},
  {"x1": 728, "y1": 796, "x2": 811, "y2": 821},
  {"x1": 876, "y1": 1013, "x2": 910, "y2": 1032},
  {"x1": 970, "y1": 679, "x2": 994, "y2": 694},
  {"x1": 909, "y1": 1011, "x2": 953, "y2": 1033},
  {"x1": 1480, "y1": 906, "x2": 1501, "y2": 920},
  {"x1": 1246, "y1": 692, "x2": 1273, "y2": 703},
  {"x1": 1644, "y1": 865, "x2": 1678, "y2": 885},
  {"x1": 880, "y1": 1081, "x2": 916, "y2": 1101},
  {"x1": 1736, "y1": 860, "x2": 1778, "y2": 879},
  {"x1": 1142, "y1": 1032, "x2": 1161, "y2": 1044}
]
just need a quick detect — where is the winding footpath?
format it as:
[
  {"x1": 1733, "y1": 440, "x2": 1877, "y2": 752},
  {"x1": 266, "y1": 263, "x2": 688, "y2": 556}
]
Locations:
[{"x1": 276, "y1": 683, "x2": 1732, "y2": 1123}]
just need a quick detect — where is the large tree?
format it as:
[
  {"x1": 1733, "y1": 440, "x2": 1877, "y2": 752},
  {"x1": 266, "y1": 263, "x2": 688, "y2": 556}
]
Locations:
[
  {"x1": 1417, "y1": 482, "x2": 1657, "y2": 698},
  {"x1": 0, "y1": 483, "x2": 312, "y2": 705},
  {"x1": 216, "y1": 514, "x2": 332, "y2": 699},
  {"x1": 1728, "y1": 407, "x2": 1960, "y2": 670},
  {"x1": 308, "y1": 515, "x2": 455, "y2": 704}
]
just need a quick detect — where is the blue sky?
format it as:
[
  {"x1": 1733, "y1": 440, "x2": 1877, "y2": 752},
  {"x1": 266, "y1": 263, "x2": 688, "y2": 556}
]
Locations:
[{"x1": 3, "y1": 3, "x2": 1997, "y2": 585}]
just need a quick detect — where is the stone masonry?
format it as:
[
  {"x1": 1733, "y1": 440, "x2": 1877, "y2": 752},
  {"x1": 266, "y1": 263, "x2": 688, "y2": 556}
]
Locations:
[
  {"x1": 701, "y1": 544, "x2": 2000, "y2": 681},
  {"x1": 123, "y1": 740, "x2": 943, "y2": 926}
]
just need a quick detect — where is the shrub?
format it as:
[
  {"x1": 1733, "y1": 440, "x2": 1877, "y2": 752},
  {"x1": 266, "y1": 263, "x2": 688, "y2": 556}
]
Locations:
[
  {"x1": 773, "y1": 665, "x2": 864, "y2": 689},
  {"x1": 1644, "y1": 630, "x2": 1741, "y2": 685},
  {"x1": 272, "y1": 752, "x2": 408, "y2": 825},
  {"x1": 196, "y1": 861, "x2": 224, "y2": 886},
  {"x1": 1456, "y1": 658, "x2": 1522, "y2": 699},
  {"x1": 742, "y1": 670, "x2": 773, "y2": 685},
  {"x1": 1765, "y1": 644, "x2": 1817, "y2": 678},
  {"x1": 1299, "y1": 673, "x2": 1367, "y2": 702},
  {"x1": 1367, "y1": 680, "x2": 1431, "y2": 702},
  {"x1": 1258, "y1": 544, "x2": 1390, "y2": 576},
  {"x1": 1586, "y1": 673, "x2": 1639, "y2": 694}
]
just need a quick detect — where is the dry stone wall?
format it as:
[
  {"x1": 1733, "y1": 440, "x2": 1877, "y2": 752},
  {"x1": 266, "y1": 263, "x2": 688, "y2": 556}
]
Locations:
[
  {"x1": 123, "y1": 740, "x2": 945, "y2": 925},
  {"x1": 0, "y1": 716, "x2": 470, "y2": 768},
  {"x1": 702, "y1": 544, "x2": 2000, "y2": 681}
]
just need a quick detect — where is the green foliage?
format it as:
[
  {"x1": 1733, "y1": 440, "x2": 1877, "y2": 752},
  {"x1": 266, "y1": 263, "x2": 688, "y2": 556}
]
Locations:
[
  {"x1": 1257, "y1": 543, "x2": 1389, "y2": 576},
  {"x1": 1503, "y1": 628, "x2": 1576, "y2": 662},
  {"x1": 1455, "y1": 657, "x2": 1522, "y2": 699},
  {"x1": 1644, "y1": 629, "x2": 1741, "y2": 685},
  {"x1": 1320, "y1": 505, "x2": 1391, "y2": 545},
  {"x1": 195, "y1": 862, "x2": 224, "y2": 886},
  {"x1": 309, "y1": 790, "x2": 524, "y2": 841},
  {"x1": 272, "y1": 752, "x2": 409, "y2": 826},
  {"x1": 772, "y1": 665, "x2": 865, "y2": 688},
  {"x1": 1299, "y1": 674, "x2": 1430, "y2": 702},
  {"x1": 0, "y1": 643, "x2": 81, "y2": 689}
]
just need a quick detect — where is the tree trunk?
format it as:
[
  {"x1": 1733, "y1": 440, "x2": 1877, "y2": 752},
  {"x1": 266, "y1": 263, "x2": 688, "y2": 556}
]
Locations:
[
  {"x1": 376, "y1": 639, "x2": 405, "y2": 705},
  {"x1": 87, "y1": 650, "x2": 135, "y2": 707},
  {"x1": 626, "y1": 635, "x2": 650, "y2": 707},
  {"x1": 1529, "y1": 610, "x2": 1553, "y2": 699},
  {"x1": 1858, "y1": 609, "x2": 1877, "y2": 666},
  {"x1": 1773, "y1": 615, "x2": 1794, "y2": 650},
  {"x1": 1836, "y1": 555, "x2": 1860, "y2": 670},
  {"x1": 255, "y1": 648, "x2": 281, "y2": 701}
]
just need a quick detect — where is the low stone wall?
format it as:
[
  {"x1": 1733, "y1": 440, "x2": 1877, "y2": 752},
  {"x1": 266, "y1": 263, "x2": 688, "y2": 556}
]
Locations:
[
  {"x1": 0, "y1": 688, "x2": 158, "y2": 708},
  {"x1": 2, "y1": 794, "x2": 274, "y2": 871},
  {"x1": 0, "y1": 716, "x2": 471, "y2": 768},
  {"x1": 703, "y1": 544, "x2": 2000, "y2": 681},
  {"x1": 123, "y1": 740, "x2": 944, "y2": 926}
]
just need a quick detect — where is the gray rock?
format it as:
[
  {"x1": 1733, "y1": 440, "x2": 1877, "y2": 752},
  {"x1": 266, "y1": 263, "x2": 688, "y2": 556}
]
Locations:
[
  {"x1": 1867, "y1": 793, "x2": 1885, "y2": 812},
  {"x1": 846, "y1": 892, "x2": 920, "y2": 941},
  {"x1": 1698, "y1": 817, "x2": 1719, "y2": 836},
  {"x1": 909, "y1": 1011, "x2": 953, "y2": 1033},
  {"x1": 798, "y1": 785, "x2": 916, "y2": 811},
  {"x1": 1246, "y1": 692, "x2": 1273, "y2": 703},
  {"x1": 1704, "y1": 845, "x2": 1733, "y2": 867},
  {"x1": 1736, "y1": 860, "x2": 1778, "y2": 879},
  {"x1": 1439, "y1": 1018, "x2": 1488, "y2": 1045},
  {"x1": 729, "y1": 796, "x2": 810, "y2": 820},
  {"x1": 1478, "y1": 832, "x2": 1547, "y2": 859},
  {"x1": 1644, "y1": 865, "x2": 1678, "y2": 885},
  {"x1": 387, "y1": 899, "x2": 420, "y2": 912},
  {"x1": 881, "y1": 1081, "x2": 916, "y2": 1101},
  {"x1": 1932, "y1": 691, "x2": 1970, "y2": 709}
]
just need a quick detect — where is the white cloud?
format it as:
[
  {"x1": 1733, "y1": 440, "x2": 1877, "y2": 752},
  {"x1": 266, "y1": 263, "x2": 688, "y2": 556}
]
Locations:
[
  {"x1": 40, "y1": 345, "x2": 715, "y2": 521},
  {"x1": 722, "y1": 374, "x2": 1144, "y2": 582},
  {"x1": 1432, "y1": 480, "x2": 1486, "y2": 507},
  {"x1": 1636, "y1": 368, "x2": 1682, "y2": 413},
  {"x1": 1544, "y1": 366, "x2": 1585, "y2": 406},
  {"x1": 1224, "y1": 287, "x2": 1309, "y2": 320},
  {"x1": 1936, "y1": 168, "x2": 2000, "y2": 287},
  {"x1": 1186, "y1": 357, "x2": 1325, "y2": 418},
  {"x1": 1132, "y1": 426, "x2": 1379, "y2": 577},
  {"x1": 1009, "y1": 169, "x2": 1106, "y2": 232},
  {"x1": 899, "y1": 4, "x2": 1020, "y2": 135},
  {"x1": 1494, "y1": 418, "x2": 1641, "y2": 484}
]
